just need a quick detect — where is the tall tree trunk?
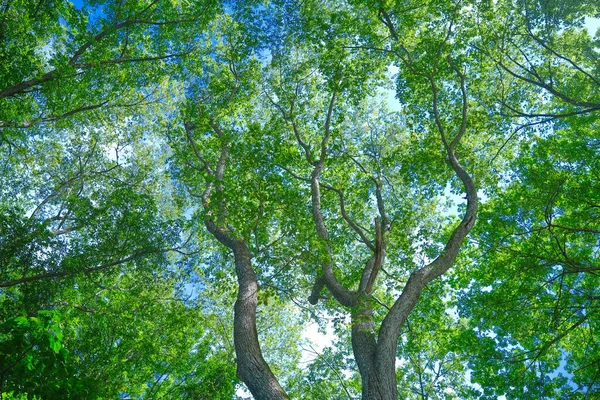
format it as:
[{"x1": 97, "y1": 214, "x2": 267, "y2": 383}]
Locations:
[
  {"x1": 231, "y1": 241, "x2": 290, "y2": 400},
  {"x1": 352, "y1": 297, "x2": 389, "y2": 400},
  {"x1": 205, "y1": 221, "x2": 289, "y2": 399}
]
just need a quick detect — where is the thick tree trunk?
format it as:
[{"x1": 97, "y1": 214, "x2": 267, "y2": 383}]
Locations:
[
  {"x1": 352, "y1": 297, "x2": 390, "y2": 400},
  {"x1": 231, "y1": 241, "x2": 290, "y2": 399},
  {"x1": 353, "y1": 154, "x2": 478, "y2": 399},
  {"x1": 205, "y1": 220, "x2": 289, "y2": 399},
  {"x1": 351, "y1": 295, "x2": 410, "y2": 400},
  {"x1": 363, "y1": 372, "x2": 396, "y2": 400}
]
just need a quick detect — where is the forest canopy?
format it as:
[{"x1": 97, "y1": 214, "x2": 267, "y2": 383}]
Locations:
[{"x1": 1, "y1": 0, "x2": 599, "y2": 399}]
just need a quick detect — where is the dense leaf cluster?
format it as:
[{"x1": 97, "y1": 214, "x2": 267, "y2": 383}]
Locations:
[{"x1": 0, "y1": 0, "x2": 598, "y2": 398}]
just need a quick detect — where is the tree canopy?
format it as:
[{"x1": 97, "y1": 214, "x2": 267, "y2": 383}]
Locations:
[{"x1": 1, "y1": 0, "x2": 599, "y2": 399}]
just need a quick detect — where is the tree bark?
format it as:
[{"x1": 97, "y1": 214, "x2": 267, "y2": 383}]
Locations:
[
  {"x1": 351, "y1": 297, "x2": 383, "y2": 399},
  {"x1": 205, "y1": 220, "x2": 289, "y2": 400}
]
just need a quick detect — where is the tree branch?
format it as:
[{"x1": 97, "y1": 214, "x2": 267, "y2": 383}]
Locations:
[{"x1": 0, "y1": 248, "x2": 165, "y2": 288}]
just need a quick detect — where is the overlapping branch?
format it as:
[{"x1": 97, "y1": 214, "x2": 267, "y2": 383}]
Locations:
[
  {"x1": 0, "y1": 2, "x2": 212, "y2": 127},
  {"x1": 375, "y1": 47, "x2": 478, "y2": 380},
  {"x1": 184, "y1": 94, "x2": 289, "y2": 398}
]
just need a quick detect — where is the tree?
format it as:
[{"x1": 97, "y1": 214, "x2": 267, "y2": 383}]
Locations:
[
  {"x1": 0, "y1": 1, "x2": 241, "y2": 397},
  {"x1": 171, "y1": 1, "x2": 483, "y2": 398},
  {"x1": 1, "y1": 0, "x2": 599, "y2": 399},
  {"x1": 449, "y1": 1, "x2": 600, "y2": 397}
]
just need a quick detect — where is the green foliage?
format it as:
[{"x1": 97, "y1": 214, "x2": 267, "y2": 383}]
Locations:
[
  {"x1": 1, "y1": 0, "x2": 599, "y2": 398},
  {"x1": 453, "y1": 122, "x2": 600, "y2": 397}
]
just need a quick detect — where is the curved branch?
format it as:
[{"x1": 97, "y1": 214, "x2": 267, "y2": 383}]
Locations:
[
  {"x1": 197, "y1": 111, "x2": 288, "y2": 399},
  {"x1": 204, "y1": 209, "x2": 289, "y2": 400},
  {"x1": 301, "y1": 92, "x2": 357, "y2": 307},
  {"x1": 525, "y1": 28, "x2": 600, "y2": 88},
  {"x1": 374, "y1": 61, "x2": 479, "y2": 394},
  {"x1": 364, "y1": 218, "x2": 385, "y2": 294},
  {"x1": 0, "y1": 248, "x2": 165, "y2": 288},
  {"x1": 308, "y1": 275, "x2": 327, "y2": 305},
  {"x1": 447, "y1": 56, "x2": 468, "y2": 150},
  {"x1": 0, "y1": 9, "x2": 208, "y2": 99},
  {"x1": 319, "y1": 92, "x2": 337, "y2": 163},
  {"x1": 491, "y1": 48, "x2": 599, "y2": 110},
  {"x1": 277, "y1": 164, "x2": 374, "y2": 250}
]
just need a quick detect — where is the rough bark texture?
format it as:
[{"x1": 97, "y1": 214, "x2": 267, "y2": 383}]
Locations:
[
  {"x1": 191, "y1": 115, "x2": 289, "y2": 399},
  {"x1": 206, "y1": 221, "x2": 289, "y2": 400},
  {"x1": 232, "y1": 241, "x2": 290, "y2": 400},
  {"x1": 298, "y1": 61, "x2": 478, "y2": 398},
  {"x1": 351, "y1": 297, "x2": 381, "y2": 399}
]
